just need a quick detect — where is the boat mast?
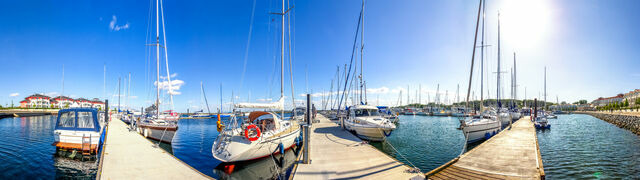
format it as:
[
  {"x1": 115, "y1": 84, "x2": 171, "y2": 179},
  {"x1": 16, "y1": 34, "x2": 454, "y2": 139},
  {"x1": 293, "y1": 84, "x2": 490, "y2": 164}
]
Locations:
[
  {"x1": 155, "y1": 0, "x2": 160, "y2": 118},
  {"x1": 359, "y1": 0, "x2": 365, "y2": 105},
  {"x1": 496, "y1": 11, "x2": 501, "y2": 109},
  {"x1": 480, "y1": 0, "x2": 485, "y2": 111},
  {"x1": 280, "y1": 0, "x2": 284, "y2": 118},
  {"x1": 544, "y1": 66, "x2": 547, "y2": 110}
]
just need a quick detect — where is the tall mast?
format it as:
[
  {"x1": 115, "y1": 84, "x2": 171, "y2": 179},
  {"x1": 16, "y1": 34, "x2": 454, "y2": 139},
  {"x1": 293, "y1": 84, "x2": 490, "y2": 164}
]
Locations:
[
  {"x1": 155, "y1": 0, "x2": 160, "y2": 118},
  {"x1": 544, "y1": 66, "x2": 547, "y2": 110},
  {"x1": 496, "y1": 11, "x2": 501, "y2": 108},
  {"x1": 118, "y1": 77, "x2": 121, "y2": 112},
  {"x1": 359, "y1": 0, "x2": 365, "y2": 104},
  {"x1": 280, "y1": 0, "x2": 285, "y2": 117},
  {"x1": 513, "y1": 52, "x2": 517, "y2": 101},
  {"x1": 103, "y1": 64, "x2": 106, "y2": 101},
  {"x1": 480, "y1": 0, "x2": 485, "y2": 110},
  {"x1": 465, "y1": 0, "x2": 482, "y2": 109},
  {"x1": 127, "y1": 72, "x2": 131, "y2": 110}
]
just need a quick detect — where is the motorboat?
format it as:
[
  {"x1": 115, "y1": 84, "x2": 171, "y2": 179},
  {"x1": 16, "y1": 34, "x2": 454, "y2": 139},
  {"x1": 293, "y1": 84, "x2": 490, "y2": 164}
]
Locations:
[
  {"x1": 344, "y1": 105, "x2": 396, "y2": 141},
  {"x1": 53, "y1": 108, "x2": 106, "y2": 158},
  {"x1": 377, "y1": 106, "x2": 399, "y2": 123},
  {"x1": 534, "y1": 115, "x2": 550, "y2": 129},
  {"x1": 546, "y1": 111, "x2": 557, "y2": 119},
  {"x1": 159, "y1": 110, "x2": 180, "y2": 121},
  {"x1": 212, "y1": 109, "x2": 300, "y2": 162},
  {"x1": 460, "y1": 111, "x2": 501, "y2": 143}
]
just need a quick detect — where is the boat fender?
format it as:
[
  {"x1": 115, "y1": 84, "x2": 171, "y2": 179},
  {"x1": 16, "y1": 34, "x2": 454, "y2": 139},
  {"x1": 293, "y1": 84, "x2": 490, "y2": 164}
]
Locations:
[
  {"x1": 244, "y1": 124, "x2": 261, "y2": 141},
  {"x1": 484, "y1": 132, "x2": 491, "y2": 140},
  {"x1": 278, "y1": 143, "x2": 284, "y2": 154}
]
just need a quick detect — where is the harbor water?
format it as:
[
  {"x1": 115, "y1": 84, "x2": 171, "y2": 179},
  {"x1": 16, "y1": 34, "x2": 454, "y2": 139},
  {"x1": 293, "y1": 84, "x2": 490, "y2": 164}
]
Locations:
[
  {"x1": 372, "y1": 114, "x2": 640, "y2": 178},
  {"x1": 0, "y1": 115, "x2": 98, "y2": 179},
  {"x1": 2, "y1": 113, "x2": 639, "y2": 179}
]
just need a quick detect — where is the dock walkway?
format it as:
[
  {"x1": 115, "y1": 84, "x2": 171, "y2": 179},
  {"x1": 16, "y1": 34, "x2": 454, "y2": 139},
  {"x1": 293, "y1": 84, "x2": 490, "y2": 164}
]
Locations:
[
  {"x1": 426, "y1": 116, "x2": 544, "y2": 179},
  {"x1": 98, "y1": 117, "x2": 210, "y2": 179},
  {"x1": 292, "y1": 114, "x2": 424, "y2": 179}
]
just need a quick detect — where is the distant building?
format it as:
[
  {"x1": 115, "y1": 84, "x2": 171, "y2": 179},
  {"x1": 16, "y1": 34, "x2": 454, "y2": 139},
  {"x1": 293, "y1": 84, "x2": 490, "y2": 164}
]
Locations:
[
  {"x1": 591, "y1": 94, "x2": 624, "y2": 107},
  {"x1": 623, "y1": 89, "x2": 640, "y2": 106},
  {"x1": 17, "y1": 94, "x2": 104, "y2": 109},
  {"x1": 53, "y1": 96, "x2": 75, "y2": 108},
  {"x1": 19, "y1": 94, "x2": 51, "y2": 108}
]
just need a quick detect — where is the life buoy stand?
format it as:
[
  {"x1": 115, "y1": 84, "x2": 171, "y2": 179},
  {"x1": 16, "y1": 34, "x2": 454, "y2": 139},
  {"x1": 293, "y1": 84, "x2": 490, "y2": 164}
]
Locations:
[{"x1": 245, "y1": 124, "x2": 261, "y2": 141}]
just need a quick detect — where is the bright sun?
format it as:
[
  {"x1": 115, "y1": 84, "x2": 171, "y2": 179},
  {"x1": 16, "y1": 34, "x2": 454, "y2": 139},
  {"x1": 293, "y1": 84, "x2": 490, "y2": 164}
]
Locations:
[{"x1": 499, "y1": 0, "x2": 553, "y2": 50}]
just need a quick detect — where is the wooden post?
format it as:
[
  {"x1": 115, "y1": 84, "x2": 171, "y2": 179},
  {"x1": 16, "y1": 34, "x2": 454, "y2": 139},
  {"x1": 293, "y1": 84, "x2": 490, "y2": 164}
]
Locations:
[{"x1": 303, "y1": 94, "x2": 311, "y2": 164}]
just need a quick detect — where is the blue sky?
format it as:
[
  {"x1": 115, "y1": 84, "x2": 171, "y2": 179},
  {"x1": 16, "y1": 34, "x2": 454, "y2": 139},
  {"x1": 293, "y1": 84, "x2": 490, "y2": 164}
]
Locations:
[{"x1": 1, "y1": 0, "x2": 639, "y2": 111}]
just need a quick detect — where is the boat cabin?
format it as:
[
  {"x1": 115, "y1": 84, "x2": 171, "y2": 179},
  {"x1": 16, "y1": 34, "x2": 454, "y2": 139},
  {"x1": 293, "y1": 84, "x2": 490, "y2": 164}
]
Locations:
[
  {"x1": 53, "y1": 108, "x2": 103, "y2": 156},
  {"x1": 248, "y1": 111, "x2": 280, "y2": 132}
]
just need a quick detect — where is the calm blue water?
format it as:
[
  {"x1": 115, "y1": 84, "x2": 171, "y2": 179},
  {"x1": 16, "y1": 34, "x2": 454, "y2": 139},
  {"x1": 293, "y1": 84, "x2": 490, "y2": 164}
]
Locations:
[
  {"x1": 537, "y1": 114, "x2": 640, "y2": 179},
  {"x1": 3, "y1": 113, "x2": 639, "y2": 179},
  {"x1": 0, "y1": 115, "x2": 98, "y2": 179},
  {"x1": 372, "y1": 114, "x2": 640, "y2": 178},
  {"x1": 370, "y1": 115, "x2": 466, "y2": 173}
]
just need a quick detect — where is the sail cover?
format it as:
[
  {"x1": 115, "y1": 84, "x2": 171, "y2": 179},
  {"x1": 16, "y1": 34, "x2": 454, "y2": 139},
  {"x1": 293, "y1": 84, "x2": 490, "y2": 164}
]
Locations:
[{"x1": 234, "y1": 97, "x2": 284, "y2": 110}]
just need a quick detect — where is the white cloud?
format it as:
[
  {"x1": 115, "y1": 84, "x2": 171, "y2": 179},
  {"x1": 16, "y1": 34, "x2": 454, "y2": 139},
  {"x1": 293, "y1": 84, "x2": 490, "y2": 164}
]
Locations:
[
  {"x1": 155, "y1": 79, "x2": 185, "y2": 95},
  {"x1": 109, "y1": 15, "x2": 130, "y2": 31},
  {"x1": 9, "y1": 93, "x2": 19, "y2": 97}
]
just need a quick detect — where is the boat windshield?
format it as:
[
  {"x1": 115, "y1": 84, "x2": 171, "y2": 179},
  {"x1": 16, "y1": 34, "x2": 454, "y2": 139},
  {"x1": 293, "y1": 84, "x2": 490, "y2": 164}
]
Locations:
[
  {"x1": 58, "y1": 111, "x2": 75, "y2": 128},
  {"x1": 354, "y1": 109, "x2": 380, "y2": 117},
  {"x1": 77, "y1": 111, "x2": 95, "y2": 129}
]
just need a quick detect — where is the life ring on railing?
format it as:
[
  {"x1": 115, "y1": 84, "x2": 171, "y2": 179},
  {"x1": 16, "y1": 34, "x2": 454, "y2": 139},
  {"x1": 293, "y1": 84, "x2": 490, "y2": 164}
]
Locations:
[{"x1": 244, "y1": 124, "x2": 261, "y2": 141}]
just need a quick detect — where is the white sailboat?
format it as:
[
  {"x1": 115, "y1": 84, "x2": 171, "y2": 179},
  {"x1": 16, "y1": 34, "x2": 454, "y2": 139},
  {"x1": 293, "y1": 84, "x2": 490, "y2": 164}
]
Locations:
[
  {"x1": 342, "y1": 1, "x2": 396, "y2": 141},
  {"x1": 460, "y1": 0, "x2": 501, "y2": 143},
  {"x1": 212, "y1": 0, "x2": 300, "y2": 163},
  {"x1": 137, "y1": 0, "x2": 178, "y2": 144}
]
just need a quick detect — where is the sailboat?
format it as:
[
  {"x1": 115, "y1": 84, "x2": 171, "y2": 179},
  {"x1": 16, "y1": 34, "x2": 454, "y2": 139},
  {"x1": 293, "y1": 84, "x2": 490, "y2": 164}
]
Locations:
[
  {"x1": 211, "y1": 0, "x2": 300, "y2": 163},
  {"x1": 460, "y1": 0, "x2": 501, "y2": 143},
  {"x1": 494, "y1": 12, "x2": 512, "y2": 128},
  {"x1": 343, "y1": 1, "x2": 396, "y2": 141},
  {"x1": 510, "y1": 53, "x2": 522, "y2": 120},
  {"x1": 137, "y1": 0, "x2": 178, "y2": 144}
]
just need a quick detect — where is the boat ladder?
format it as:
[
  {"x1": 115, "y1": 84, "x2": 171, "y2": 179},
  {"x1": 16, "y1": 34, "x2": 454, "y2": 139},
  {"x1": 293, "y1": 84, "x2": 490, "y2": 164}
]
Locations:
[{"x1": 81, "y1": 134, "x2": 92, "y2": 161}]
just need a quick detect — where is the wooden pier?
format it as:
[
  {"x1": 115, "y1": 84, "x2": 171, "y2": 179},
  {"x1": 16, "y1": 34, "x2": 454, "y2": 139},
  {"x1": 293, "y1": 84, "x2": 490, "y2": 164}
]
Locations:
[
  {"x1": 426, "y1": 116, "x2": 545, "y2": 179},
  {"x1": 97, "y1": 117, "x2": 211, "y2": 179},
  {"x1": 291, "y1": 114, "x2": 424, "y2": 179}
]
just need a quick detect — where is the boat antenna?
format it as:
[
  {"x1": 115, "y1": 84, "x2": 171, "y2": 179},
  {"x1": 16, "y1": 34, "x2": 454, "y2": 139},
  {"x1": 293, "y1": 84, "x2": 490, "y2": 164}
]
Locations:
[{"x1": 465, "y1": 0, "x2": 482, "y2": 109}]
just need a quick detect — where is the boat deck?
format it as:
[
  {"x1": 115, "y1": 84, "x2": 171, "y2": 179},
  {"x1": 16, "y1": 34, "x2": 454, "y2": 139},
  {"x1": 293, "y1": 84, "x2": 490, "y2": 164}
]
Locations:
[
  {"x1": 426, "y1": 116, "x2": 545, "y2": 179},
  {"x1": 292, "y1": 114, "x2": 424, "y2": 179},
  {"x1": 98, "y1": 117, "x2": 210, "y2": 179}
]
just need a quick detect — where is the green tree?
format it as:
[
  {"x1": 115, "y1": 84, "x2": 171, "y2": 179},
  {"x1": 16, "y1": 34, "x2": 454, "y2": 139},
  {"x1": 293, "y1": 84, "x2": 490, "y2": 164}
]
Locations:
[{"x1": 624, "y1": 99, "x2": 629, "y2": 107}]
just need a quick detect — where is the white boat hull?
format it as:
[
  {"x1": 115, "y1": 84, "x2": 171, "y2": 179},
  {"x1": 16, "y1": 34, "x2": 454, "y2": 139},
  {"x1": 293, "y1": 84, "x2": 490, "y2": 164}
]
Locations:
[
  {"x1": 212, "y1": 128, "x2": 300, "y2": 162},
  {"x1": 54, "y1": 130, "x2": 101, "y2": 146},
  {"x1": 138, "y1": 125, "x2": 176, "y2": 144},
  {"x1": 462, "y1": 120, "x2": 501, "y2": 143}
]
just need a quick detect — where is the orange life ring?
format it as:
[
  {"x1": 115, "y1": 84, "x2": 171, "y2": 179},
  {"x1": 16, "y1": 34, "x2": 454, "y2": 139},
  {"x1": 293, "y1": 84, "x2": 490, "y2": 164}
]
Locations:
[{"x1": 245, "y1": 124, "x2": 261, "y2": 141}]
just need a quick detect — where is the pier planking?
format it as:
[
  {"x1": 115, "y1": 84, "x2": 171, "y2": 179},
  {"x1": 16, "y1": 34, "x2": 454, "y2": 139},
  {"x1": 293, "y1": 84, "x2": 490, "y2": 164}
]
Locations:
[
  {"x1": 426, "y1": 116, "x2": 544, "y2": 179},
  {"x1": 98, "y1": 117, "x2": 210, "y2": 179},
  {"x1": 291, "y1": 114, "x2": 424, "y2": 180}
]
